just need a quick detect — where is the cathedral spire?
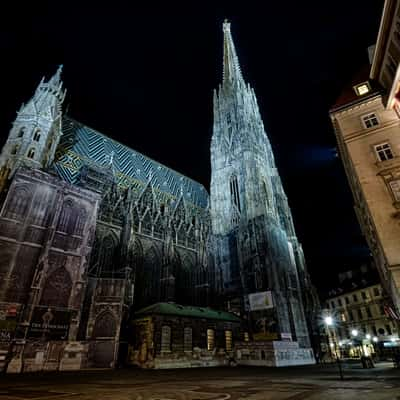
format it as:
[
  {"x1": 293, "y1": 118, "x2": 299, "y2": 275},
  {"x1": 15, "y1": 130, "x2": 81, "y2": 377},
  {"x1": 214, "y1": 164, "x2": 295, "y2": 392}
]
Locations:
[
  {"x1": 48, "y1": 64, "x2": 63, "y2": 88},
  {"x1": 222, "y1": 20, "x2": 244, "y2": 85}
]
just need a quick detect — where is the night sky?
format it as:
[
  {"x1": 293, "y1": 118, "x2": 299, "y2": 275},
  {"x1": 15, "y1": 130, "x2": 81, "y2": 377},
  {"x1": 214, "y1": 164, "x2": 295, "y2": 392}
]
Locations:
[{"x1": 0, "y1": 1, "x2": 385, "y2": 293}]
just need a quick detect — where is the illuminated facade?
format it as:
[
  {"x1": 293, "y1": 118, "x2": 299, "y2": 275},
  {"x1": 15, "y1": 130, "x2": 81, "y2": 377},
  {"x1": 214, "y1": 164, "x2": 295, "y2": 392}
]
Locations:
[
  {"x1": 210, "y1": 22, "x2": 316, "y2": 351},
  {"x1": 330, "y1": 0, "x2": 400, "y2": 318},
  {"x1": 0, "y1": 22, "x2": 316, "y2": 372},
  {"x1": 0, "y1": 68, "x2": 215, "y2": 372}
]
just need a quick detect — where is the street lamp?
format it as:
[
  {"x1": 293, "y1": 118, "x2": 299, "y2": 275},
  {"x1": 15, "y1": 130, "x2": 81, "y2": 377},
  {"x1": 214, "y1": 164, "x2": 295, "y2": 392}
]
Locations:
[
  {"x1": 366, "y1": 334, "x2": 371, "y2": 340},
  {"x1": 323, "y1": 315, "x2": 343, "y2": 380},
  {"x1": 351, "y1": 329, "x2": 358, "y2": 337}
]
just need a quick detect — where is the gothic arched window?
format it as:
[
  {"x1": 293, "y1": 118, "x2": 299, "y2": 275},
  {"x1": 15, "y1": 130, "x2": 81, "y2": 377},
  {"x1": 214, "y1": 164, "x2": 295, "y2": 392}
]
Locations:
[
  {"x1": 92, "y1": 312, "x2": 117, "y2": 338},
  {"x1": 11, "y1": 144, "x2": 19, "y2": 155},
  {"x1": 98, "y1": 235, "x2": 117, "y2": 275},
  {"x1": 75, "y1": 208, "x2": 87, "y2": 236},
  {"x1": 57, "y1": 199, "x2": 78, "y2": 234},
  {"x1": 40, "y1": 267, "x2": 72, "y2": 308},
  {"x1": 33, "y1": 129, "x2": 41, "y2": 142},
  {"x1": 140, "y1": 247, "x2": 161, "y2": 306},
  {"x1": 27, "y1": 148, "x2": 35, "y2": 159},
  {"x1": 17, "y1": 128, "x2": 25, "y2": 138},
  {"x1": 4, "y1": 186, "x2": 31, "y2": 220},
  {"x1": 229, "y1": 175, "x2": 241, "y2": 212}
]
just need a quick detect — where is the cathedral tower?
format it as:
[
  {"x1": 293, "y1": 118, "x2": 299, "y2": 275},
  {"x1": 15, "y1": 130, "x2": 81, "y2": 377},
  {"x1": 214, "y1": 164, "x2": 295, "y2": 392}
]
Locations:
[
  {"x1": 0, "y1": 66, "x2": 65, "y2": 192},
  {"x1": 211, "y1": 21, "x2": 312, "y2": 348}
]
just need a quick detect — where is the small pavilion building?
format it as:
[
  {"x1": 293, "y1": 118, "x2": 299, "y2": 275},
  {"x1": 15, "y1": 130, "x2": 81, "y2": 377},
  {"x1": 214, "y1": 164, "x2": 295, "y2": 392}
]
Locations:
[{"x1": 128, "y1": 303, "x2": 242, "y2": 369}]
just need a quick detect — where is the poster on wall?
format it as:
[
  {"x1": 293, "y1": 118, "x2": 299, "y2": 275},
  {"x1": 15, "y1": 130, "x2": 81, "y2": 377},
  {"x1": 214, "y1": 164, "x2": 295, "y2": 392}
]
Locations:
[
  {"x1": 251, "y1": 308, "x2": 279, "y2": 341},
  {"x1": 0, "y1": 320, "x2": 17, "y2": 342},
  {"x1": 28, "y1": 306, "x2": 71, "y2": 340},
  {"x1": 248, "y1": 291, "x2": 274, "y2": 311}
]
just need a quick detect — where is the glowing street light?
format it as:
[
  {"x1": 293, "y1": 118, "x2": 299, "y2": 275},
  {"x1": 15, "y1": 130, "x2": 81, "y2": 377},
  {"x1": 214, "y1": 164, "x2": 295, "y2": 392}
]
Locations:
[
  {"x1": 372, "y1": 337, "x2": 378, "y2": 343},
  {"x1": 351, "y1": 329, "x2": 358, "y2": 337},
  {"x1": 322, "y1": 314, "x2": 343, "y2": 380},
  {"x1": 366, "y1": 334, "x2": 371, "y2": 340}
]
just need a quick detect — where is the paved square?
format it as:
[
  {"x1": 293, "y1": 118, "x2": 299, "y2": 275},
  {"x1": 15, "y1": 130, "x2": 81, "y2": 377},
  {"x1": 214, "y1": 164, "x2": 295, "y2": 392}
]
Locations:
[{"x1": 0, "y1": 363, "x2": 399, "y2": 400}]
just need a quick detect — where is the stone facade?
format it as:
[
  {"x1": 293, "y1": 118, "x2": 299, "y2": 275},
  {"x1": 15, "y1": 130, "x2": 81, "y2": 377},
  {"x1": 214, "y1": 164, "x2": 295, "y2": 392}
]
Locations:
[
  {"x1": 330, "y1": 83, "x2": 400, "y2": 316},
  {"x1": 0, "y1": 167, "x2": 99, "y2": 372},
  {"x1": 324, "y1": 283, "x2": 398, "y2": 357},
  {"x1": 128, "y1": 303, "x2": 242, "y2": 369},
  {"x1": 0, "y1": 22, "x2": 316, "y2": 372},
  {"x1": 330, "y1": 0, "x2": 400, "y2": 319},
  {"x1": 210, "y1": 22, "x2": 316, "y2": 350}
]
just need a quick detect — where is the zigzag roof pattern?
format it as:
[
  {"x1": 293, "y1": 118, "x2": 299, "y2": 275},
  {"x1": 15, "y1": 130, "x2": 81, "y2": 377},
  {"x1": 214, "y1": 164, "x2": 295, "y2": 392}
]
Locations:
[{"x1": 53, "y1": 116, "x2": 209, "y2": 209}]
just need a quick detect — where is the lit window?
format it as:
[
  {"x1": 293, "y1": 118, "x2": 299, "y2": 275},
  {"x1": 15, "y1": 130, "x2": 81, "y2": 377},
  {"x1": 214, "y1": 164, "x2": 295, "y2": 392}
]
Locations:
[
  {"x1": 207, "y1": 328, "x2": 215, "y2": 351},
  {"x1": 362, "y1": 113, "x2": 379, "y2": 129},
  {"x1": 225, "y1": 330, "x2": 232, "y2": 351},
  {"x1": 375, "y1": 142, "x2": 394, "y2": 162},
  {"x1": 354, "y1": 82, "x2": 370, "y2": 96},
  {"x1": 341, "y1": 313, "x2": 346, "y2": 322},
  {"x1": 244, "y1": 332, "x2": 249, "y2": 342}
]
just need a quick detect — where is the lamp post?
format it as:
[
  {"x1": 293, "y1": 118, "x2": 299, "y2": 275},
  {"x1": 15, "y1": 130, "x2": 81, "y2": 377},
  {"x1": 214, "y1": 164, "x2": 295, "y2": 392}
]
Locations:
[{"x1": 324, "y1": 315, "x2": 343, "y2": 380}]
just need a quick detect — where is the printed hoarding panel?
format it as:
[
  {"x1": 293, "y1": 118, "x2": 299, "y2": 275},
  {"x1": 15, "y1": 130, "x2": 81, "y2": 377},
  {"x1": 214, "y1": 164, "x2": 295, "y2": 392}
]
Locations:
[
  {"x1": 248, "y1": 291, "x2": 273, "y2": 311},
  {"x1": 28, "y1": 307, "x2": 71, "y2": 340}
]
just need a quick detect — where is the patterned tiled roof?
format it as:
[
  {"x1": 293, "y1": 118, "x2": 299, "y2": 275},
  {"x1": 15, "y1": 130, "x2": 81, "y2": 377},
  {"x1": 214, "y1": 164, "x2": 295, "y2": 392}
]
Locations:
[{"x1": 53, "y1": 116, "x2": 209, "y2": 209}]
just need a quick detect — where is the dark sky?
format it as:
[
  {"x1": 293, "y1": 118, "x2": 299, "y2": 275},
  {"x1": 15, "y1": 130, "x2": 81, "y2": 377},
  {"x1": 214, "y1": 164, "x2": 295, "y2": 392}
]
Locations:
[{"x1": 0, "y1": 1, "x2": 384, "y2": 292}]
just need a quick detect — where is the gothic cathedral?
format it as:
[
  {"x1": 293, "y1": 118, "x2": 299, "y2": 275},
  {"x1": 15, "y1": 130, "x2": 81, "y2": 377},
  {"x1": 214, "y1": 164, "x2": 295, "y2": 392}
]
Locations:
[
  {"x1": 211, "y1": 22, "x2": 316, "y2": 347},
  {"x1": 0, "y1": 22, "x2": 317, "y2": 372}
]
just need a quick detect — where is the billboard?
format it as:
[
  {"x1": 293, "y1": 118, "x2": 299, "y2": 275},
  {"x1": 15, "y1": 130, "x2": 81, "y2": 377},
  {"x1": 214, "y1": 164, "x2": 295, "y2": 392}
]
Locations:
[
  {"x1": 28, "y1": 307, "x2": 71, "y2": 340},
  {"x1": 248, "y1": 291, "x2": 274, "y2": 311}
]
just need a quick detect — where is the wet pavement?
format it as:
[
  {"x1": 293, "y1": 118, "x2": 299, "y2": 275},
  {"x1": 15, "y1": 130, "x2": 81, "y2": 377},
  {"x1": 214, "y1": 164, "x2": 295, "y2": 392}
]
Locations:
[{"x1": 0, "y1": 361, "x2": 399, "y2": 399}]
